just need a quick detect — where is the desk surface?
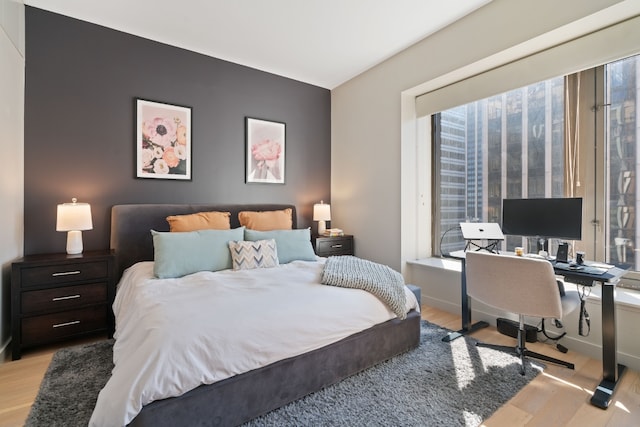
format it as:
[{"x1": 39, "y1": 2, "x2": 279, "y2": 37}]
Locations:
[{"x1": 447, "y1": 250, "x2": 627, "y2": 284}]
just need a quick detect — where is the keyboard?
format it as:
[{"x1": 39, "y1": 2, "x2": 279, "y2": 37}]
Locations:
[
  {"x1": 553, "y1": 261, "x2": 608, "y2": 280},
  {"x1": 553, "y1": 261, "x2": 582, "y2": 271}
]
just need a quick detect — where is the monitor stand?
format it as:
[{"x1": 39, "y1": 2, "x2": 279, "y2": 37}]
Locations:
[{"x1": 464, "y1": 239, "x2": 501, "y2": 254}]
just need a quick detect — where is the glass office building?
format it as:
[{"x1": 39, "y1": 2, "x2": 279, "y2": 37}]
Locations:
[
  {"x1": 436, "y1": 77, "x2": 565, "y2": 254},
  {"x1": 436, "y1": 56, "x2": 640, "y2": 270},
  {"x1": 607, "y1": 56, "x2": 639, "y2": 269}
]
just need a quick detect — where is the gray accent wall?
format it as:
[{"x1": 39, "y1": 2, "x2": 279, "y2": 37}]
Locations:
[{"x1": 24, "y1": 7, "x2": 330, "y2": 255}]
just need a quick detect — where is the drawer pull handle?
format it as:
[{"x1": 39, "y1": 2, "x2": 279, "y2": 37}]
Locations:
[
  {"x1": 52, "y1": 320, "x2": 80, "y2": 328},
  {"x1": 52, "y1": 270, "x2": 81, "y2": 277},
  {"x1": 331, "y1": 244, "x2": 343, "y2": 248},
  {"x1": 52, "y1": 294, "x2": 81, "y2": 302}
]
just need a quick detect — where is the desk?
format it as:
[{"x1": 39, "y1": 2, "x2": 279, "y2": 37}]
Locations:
[
  {"x1": 441, "y1": 250, "x2": 489, "y2": 343},
  {"x1": 444, "y1": 250, "x2": 628, "y2": 409}
]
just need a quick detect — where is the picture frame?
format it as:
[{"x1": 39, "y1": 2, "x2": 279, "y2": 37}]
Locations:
[
  {"x1": 136, "y1": 98, "x2": 192, "y2": 180},
  {"x1": 245, "y1": 117, "x2": 286, "y2": 184}
]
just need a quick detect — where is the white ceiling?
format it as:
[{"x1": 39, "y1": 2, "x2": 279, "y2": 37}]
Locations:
[{"x1": 24, "y1": 0, "x2": 491, "y2": 89}]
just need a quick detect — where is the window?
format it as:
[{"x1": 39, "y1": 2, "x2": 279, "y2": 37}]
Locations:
[
  {"x1": 606, "y1": 55, "x2": 640, "y2": 270},
  {"x1": 432, "y1": 54, "x2": 640, "y2": 279},
  {"x1": 433, "y1": 77, "x2": 565, "y2": 255}
]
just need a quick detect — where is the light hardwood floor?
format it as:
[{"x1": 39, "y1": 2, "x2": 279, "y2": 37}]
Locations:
[{"x1": 0, "y1": 306, "x2": 638, "y2": 427}]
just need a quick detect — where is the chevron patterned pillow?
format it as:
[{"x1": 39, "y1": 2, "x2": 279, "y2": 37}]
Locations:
[{"x1": 228, "y1": 239, "x2": 279, "y2": 270}]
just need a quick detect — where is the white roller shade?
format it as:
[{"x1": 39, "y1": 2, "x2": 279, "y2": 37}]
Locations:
[{"x1": 416, "y1": 15, "x2": 640, "y2": 118}]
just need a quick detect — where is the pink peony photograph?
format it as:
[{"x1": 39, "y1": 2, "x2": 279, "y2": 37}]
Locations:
[
  {"x1": 246, "y1": 117, "x2": 285, "y2": 184},
  {"x1": 136, "y1": 98, "x2": 192, "y2": 180}
]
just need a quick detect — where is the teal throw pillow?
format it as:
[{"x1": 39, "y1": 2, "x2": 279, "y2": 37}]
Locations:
[
  {"x1": 244, "y1": 228, "x2": 316, "y2": 264},
  {"x1": 152, "y1": 227, "x2": 244, "y2": 278}
]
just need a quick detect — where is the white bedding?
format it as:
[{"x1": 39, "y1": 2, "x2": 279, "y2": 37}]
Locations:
[{"x1": 89, "y1": 259, "x2": 419, "y2": 427}]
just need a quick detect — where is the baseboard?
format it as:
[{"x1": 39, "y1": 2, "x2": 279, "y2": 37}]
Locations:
[{"x1": 421, "y1": 295, "x2": 460, "y2": 315}]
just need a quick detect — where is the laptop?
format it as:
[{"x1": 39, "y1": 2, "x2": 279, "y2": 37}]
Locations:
[{"x1": 459, "y1": 222, "x2": 505, "y2": 241}]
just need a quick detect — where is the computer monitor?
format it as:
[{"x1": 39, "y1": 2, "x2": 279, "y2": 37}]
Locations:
[{"x1": 502, "y1": 198, "x2": 583, "y2": 251}]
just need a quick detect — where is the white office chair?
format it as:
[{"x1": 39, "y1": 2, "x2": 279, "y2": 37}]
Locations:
[{"x1": 465, "y1": 251, "x2": 580, "y2": 375}]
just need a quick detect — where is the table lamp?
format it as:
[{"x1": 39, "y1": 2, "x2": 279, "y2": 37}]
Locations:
[
  {"x1": 56, "y1": 198, "x2": 93, "y2": 254},
  {"x1": 313, "y1": 201, "x2": 331, "y2": 235}
]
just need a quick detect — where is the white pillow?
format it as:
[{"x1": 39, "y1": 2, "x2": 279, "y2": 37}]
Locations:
[{"x1": 228, "y1": 239, "x2": 279, "y2": 270}]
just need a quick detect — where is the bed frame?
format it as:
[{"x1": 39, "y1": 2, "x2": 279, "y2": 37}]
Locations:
[{"x1": 110, "y1": 203, "x2": 421, "y2": 427}]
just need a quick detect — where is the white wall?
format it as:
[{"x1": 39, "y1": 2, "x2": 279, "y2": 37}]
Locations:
[
  {"x1": 0, "y1": 0, "x2": 25, "y2": 362},
  {"x1": 332, "y1": 0, "x2": 640, "y2": 370}
]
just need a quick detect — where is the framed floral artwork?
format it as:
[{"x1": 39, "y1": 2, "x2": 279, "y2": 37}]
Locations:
[
  {"x1": 136, "y1": 98, "x2": 192, "y2": 180},
  {"x1": 245, "y1": 117, "x2": 285, "y2": 184}
]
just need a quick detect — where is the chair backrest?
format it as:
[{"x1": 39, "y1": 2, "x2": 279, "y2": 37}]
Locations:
[{"x1": 465, "y1": 251, "x2": 563, "y2": 319}]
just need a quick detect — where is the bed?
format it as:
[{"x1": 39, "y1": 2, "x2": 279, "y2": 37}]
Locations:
[{"x1": 93, "y1": 203, "x2": 421, "y2": 427}]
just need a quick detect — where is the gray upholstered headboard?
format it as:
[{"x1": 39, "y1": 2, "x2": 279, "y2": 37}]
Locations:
[{"x1": 110, "y1": 203, "x2": 297, "y2": 278}]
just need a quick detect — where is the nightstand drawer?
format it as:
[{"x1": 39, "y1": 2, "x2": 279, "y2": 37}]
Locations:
[
  {"x1": 22, "y1": 282, "x2": 107, "y2": 314},
  {"x1": 21, "y1": 306, "x2": 107, "y2": 346},
  {"x1": 315, "y1": 236, "x2": 354, "y2": 256},
  {"x1": 21, "y1": 261, "x2": 109, "y2": 287},
  {"x1": 11, "y1": 250, "x2": 116, "y2": 360}
]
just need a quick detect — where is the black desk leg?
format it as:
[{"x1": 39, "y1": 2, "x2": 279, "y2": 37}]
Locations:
[
  {"x1": 590, "y1": 281, "x2": 626, "y2": 409},
  {"x1": 443, "y1": 258, "x2": 489, "y2": 342}
]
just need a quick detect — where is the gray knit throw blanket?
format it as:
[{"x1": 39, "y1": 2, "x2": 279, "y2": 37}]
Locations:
[{"x1": 321, "y1": 256, "x2": 407, "y2": 319}]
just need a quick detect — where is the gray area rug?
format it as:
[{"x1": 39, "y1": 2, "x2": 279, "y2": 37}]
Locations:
[
  {"x1": 26, "y1": 321, "x2": 541, "y2": 426},
  {"x1": 25, "y1": 339, "x2": 114, "y2": 427}
]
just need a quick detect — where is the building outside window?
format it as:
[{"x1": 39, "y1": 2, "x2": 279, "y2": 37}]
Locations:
[
  {"x1": 434, "y1": 77, "x2": 565, "y2": 255},
  {"x1": 607, "y1": 55, "x2": 639, "y2": 269},
  {"x1": 433, "y1": 54, "x2": 639, "y2": 275}
]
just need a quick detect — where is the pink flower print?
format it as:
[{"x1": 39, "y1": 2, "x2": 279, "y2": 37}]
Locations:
[
  {"x1": 251, "y1": 139, "x2": 281, "y2": 161},
  {"x1": 153, "y1": 146, "x2": 164, "y2": 159},
  {"x1": 141, "y1": 148, "x2": 154, "y2": 169},
  {"x1": 251, "y1": 139, "x2": 282, "y2": 180},
  {"x1": 163, "y1": 147, "x2": 180, "y2": 168},
  {"x1": 175, "y1": 144, "x2": 187, "y2": 160},
  {"x1": 176, "y1": 124, "x2": 187, "y2": 146},
  {"x1": 144, "y1": 117, "x2": 177, "y2": 148},
  {"x1": 153, "y1": 159, "x2": 169, "y2": 174}
]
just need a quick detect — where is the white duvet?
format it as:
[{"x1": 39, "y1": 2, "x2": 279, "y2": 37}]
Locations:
[{"x1": 89, "y1": 259, "x2": 419, "y2": 427}]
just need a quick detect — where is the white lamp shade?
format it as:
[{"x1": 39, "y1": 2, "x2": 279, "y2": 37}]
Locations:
[
  {"x1": 313, "y1": 201, "x2": 331, "y2": 236},
  {"x1": 313, "y1": 202, "x2": 331, "y2": 221},
  {"x1": 56, "y1": 200, "x2": 93, "y2": 232},
  {"x1": 57, "y1": 199, "x2": 92, "y2": 255}
]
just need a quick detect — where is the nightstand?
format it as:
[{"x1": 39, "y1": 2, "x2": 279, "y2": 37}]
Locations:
[
  {"x1": 11, "y1": 250, "x2": 116, "y2": 360},
  {"x1": 313, "y1": 235, "x2": 354, "y2": 257}
]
